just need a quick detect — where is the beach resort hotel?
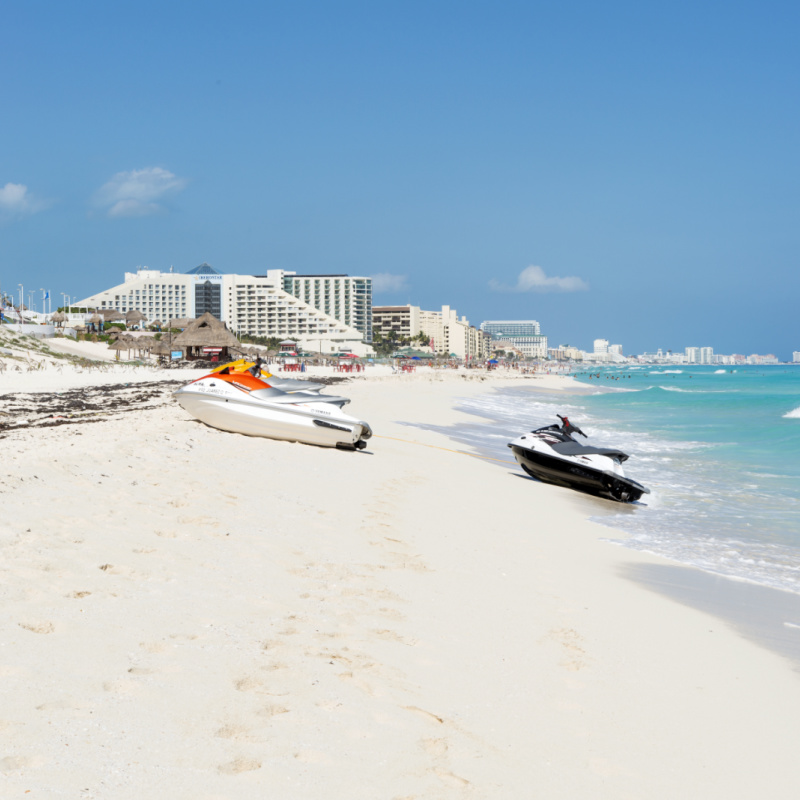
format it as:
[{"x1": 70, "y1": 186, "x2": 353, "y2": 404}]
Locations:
[
  {"x1": 372, "y1": 304, "x2": 491, "y2": 360},
  {"x1": 479, "y1": 320, "x2": 548, "y2": 359},
  {"x1": 74, "y1": 264, "x2": 374, "y2": 356}
]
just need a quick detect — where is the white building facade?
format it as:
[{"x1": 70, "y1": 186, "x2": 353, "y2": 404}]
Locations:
[
  {"x1": 372, "y1": 304, "x2": 489, "y2": 359},
  {"x1": 480, "y1": 320, "x2": 541, "y2": 337},
  {"x1": 479, "y1": 320, "x2": 547, "y2": 359},
  {"x1": 281, "y1": 273, "x2": 372, "y2": 342},
  {"x1": 74, "y1": 264, "x2": 373, "y2": 356}
]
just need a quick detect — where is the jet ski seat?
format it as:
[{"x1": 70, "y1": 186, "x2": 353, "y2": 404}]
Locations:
[{"x1": 550, "y1": 441, "x2": 630, "y2": 463}]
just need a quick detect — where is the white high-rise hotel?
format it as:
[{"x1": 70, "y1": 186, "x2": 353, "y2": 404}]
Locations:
[
  {"x1": 686, "y1": 346, "x2": 714, "y2": 364},
  {"x1": 75, "y1": 264, "x2": 374, "y2": 355}
]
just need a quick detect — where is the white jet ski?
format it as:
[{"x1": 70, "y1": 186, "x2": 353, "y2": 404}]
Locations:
[
  {"x1": 508, "y1": 415, "x2": 649, "y2": 502},
  {"x1": 174, "y1": 359, "x2": 372, "y2": 450}
]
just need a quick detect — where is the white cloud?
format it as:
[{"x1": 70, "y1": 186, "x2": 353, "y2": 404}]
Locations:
[
  {"x1": 489, "y1": 265, "x2": 589, "y2": 293},
  {"x1": 94, "y1": 167, "x2": 187, "y2": 218},
  {"x1": 0, "y1": 182, "x2": 49, "y2": 216},
  {"x1": 370, "y1": 273, "x2": 409, "y2": 294}
]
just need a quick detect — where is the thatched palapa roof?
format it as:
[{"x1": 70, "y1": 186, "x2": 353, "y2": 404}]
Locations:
[
  {"x1": 101, "y1": 309, "x2": 125, "y2": 322},
  {"x1": 168, "y1": 318, "x2": 194, "y2": 330},
  {"x1": 125, "y1": 309, "x2": 146, "y2": 323},
  {"x1": 150, "y1": 339, "x2": 179, "y2": 356},
  {"x1": 172, "y1": 312, "x2": 239, "y2": 348}
]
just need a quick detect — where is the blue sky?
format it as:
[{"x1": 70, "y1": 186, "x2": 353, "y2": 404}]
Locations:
[{"x1": 2, "y1": 0, "x2": 798, "y2": 356}]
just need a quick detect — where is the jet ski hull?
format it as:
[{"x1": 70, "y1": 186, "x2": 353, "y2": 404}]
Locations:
[
  {"x1": 509, "y1": 444, "x2": 649, "y2": 503},
  {"x1": 174, "y1": 375, "x2": 372, "y2": 449}
]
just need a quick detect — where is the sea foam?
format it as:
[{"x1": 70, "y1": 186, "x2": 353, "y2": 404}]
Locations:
[{"x1": 784, "y1": 407, "x2": 800, "y2": 419}]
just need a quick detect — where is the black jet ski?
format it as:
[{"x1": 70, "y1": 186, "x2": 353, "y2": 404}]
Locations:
[{"x1": 507, "y1": 415, "x2": 650, "y2": 503}]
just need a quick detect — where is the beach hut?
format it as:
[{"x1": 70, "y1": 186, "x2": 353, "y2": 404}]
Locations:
[
  {"x1": 172, "y1": 312, "x2": 239, "y2": 361},
  {"x1": 125, "y1": 309, "x2": 146, "y2": 330},
  {"x1": 88, "y1": 313, "x2": 103, "y2": 334},
  {"x1": 101, "y1": 309, "x2": 125, "y2": 323}
]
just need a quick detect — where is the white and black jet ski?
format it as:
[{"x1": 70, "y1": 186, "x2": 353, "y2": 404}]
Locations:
[{"x1": 507, "y1": 415, "x2": 649, "y2": 502}]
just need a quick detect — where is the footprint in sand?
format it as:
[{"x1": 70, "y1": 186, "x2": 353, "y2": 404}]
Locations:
[
  {"x1": 256, "y1": 704, "x2": 290, "y2": 718},
  {"x1": 218, "y1": 757, "x2": 261, "y2": 774},
  {"x1": 403, "y1": 706, "x2": 444, "y2": 725},
  {"x1": 373, "y1": 629, "x2": 418, "y2": 646},
  {"x1": 18, "y1": 621, "x2": 54, "y2": 634},
  {"x1": 234, "y1": 676, "x2": 264, "y2": 693},
  {"x1": 215, "y1": 723, "x2": 252, "y2": 741},
  {"x1": 422, "y1": 738, "x2": 448, "y2": 757},
  {"x1": 102, "y1": 679, "x2": 139, "y2": 695},
  {"x1": 434, "y1": 768, "x2": 471, "y2": 787}
]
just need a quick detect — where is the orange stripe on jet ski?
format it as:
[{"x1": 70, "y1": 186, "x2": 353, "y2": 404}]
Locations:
[{"x1": 188, "y1": 372, "x2": 269, "y2": 392}]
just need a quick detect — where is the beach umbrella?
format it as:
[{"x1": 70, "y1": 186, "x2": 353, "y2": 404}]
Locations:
[
  {"x1": 150, "y1": 339, "x2": 173, "y2": 356},
  {"x1": 107, "y1": 339, "x2": 129, "y2": 359},
  {"x1": 488, "y1": 359, "x2": 499, "y2": 364}
]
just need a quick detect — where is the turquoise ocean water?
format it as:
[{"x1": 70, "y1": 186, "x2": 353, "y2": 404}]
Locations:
[{"x1": 419, "y1": 366, "x2": 800, "y2": 594}]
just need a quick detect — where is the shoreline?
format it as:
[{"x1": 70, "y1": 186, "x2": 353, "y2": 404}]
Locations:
[
  {"x1": 419, "y1": 377, "x2": 800, "y2": 668},
  {"x1": 2, "y1": 356, "x2": 800, "y2": 796}
]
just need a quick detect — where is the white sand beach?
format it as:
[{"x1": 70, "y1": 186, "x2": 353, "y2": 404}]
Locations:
[{"x1": 2, "y1": 344, "x2": 800, "y2": 798}]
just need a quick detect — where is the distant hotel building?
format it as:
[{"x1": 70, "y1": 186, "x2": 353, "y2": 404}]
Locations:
[
  {"x1": 74, "y1": 264, "x2": 373, "y2": 355},
  {"x1": 548, "y1": 344, "x2": 584, "y2": 361},
  {"x1": 794, "y1": 351, "x2": 800, "y2": 363},
  {"x1": 686, "y1": 346, "x2": 714, "y2": 364},
  {"x1": 373, "y1": 305, "x2": 489, "y2": 360},
  {"x1": 480, "y1": 320, "x2": 547, "y2": 359},
  {"x1": 281, "y1": 273, "x2": 372, "y2": 342},
  {"x1": 481, "y1": 320, "x2": 541, "y2": 337}
]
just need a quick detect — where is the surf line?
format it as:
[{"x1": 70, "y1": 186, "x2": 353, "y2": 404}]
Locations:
[{"x1": 373, "y1": 434, "x2": 516, "y2": 466}]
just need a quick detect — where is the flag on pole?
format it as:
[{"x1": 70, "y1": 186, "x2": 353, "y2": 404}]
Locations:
[{"x1": 44, "y1": 291, "x2": 49, "y2": 299}]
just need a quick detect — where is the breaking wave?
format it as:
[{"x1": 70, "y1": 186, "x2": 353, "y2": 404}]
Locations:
[{"x1": 784, "y1": 406, "x2": 800, "y2": 419}]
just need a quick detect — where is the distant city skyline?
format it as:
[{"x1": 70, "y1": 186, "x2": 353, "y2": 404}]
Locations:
[{"x1": 2, "y1": 2, "x2": 798, "y2": 358}]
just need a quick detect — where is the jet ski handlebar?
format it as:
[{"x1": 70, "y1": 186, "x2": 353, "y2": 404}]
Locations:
[{"x1": 557, "y1": 414, "x2": 587, "y2": 438}]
